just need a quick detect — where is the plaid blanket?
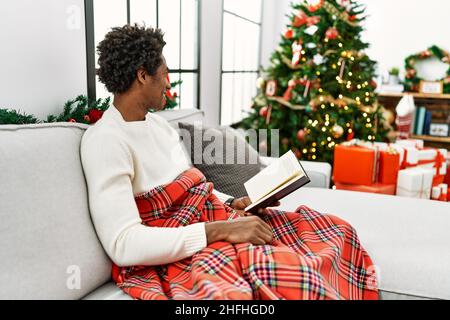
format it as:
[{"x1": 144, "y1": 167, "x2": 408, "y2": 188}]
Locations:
[{"x1": 112, "y1": 168, "x2": 378, "y2": 300}]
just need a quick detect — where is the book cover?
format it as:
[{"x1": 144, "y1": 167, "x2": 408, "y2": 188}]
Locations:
[
  {"x1": 244, "y1": 151, "x2": 310, "y2": 213},
  {"x1": 423, "y1": 111, "x2": 433, "y2": 135},
  {"x1": 413, "y1": 106, "x2": 421, "y2": 135},
  {"x1": 416, "y1": 107, "x2": 426, "y2": 135}
]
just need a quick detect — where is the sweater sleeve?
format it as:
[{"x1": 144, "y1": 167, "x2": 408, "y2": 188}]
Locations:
[{"x1": 80, "y1": 132, "x2": 207, "y2": 267}]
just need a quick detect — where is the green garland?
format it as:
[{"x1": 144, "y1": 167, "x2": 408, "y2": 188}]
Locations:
[
  {"x1": 404, "y1": 45, "x2": 450, "y2": 94},
  {"x1": 0, "y1": 80, "x2": 182, "y2": 125},
  {"x1": 0, "y1": 109, "x2": 40, "y2": 125}
]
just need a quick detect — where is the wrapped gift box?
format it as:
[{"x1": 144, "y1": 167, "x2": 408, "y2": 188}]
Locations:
[
  {"x1": 445, "y1": 162, "x2": 450, "y2": 185},
  {"x1": 395, "y1": 139, "x2": 424, "y2": 150},
  {"x1": 333, "y1": 144, "x2": 377, "y2": 186},
  {"x1": 334, "y1": 141, "x2": 401, "y2": 186},
  {"x1": 439, "y1": 184, "x2": 448, "y2": 202},
  {"x1": 416, "y1": 148, "x2": 447, "y2": 186},
  {"x1": 378, "y1": 149, "x2": 401, "y2": 185},
  {"x1": 397, "y1": 167, "x2": 434, "y2": 199},
  {"x1": 391, "y1": 145, "x2": 419, "y2": 169},
  {"x1": 334, "y1": 182, "x2": 396, "y2": 195}
]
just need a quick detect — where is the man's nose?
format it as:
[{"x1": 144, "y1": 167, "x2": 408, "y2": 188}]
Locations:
[{"x1": 165, "y1": 75, "x2": 172, "y2": 89}]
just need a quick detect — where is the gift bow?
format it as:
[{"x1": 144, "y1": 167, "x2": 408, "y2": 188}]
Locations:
[
  {"x1": 417, "y1": 150, "x2": 446, "y2": 176},
  {"x1": 293, "y1": 10, "x2": 321, "y2": 27}
]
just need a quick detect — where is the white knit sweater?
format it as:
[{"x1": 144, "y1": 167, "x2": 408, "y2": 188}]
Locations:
[{"x1": 81, "y1": 105, "x2": 231, "y2": 267}]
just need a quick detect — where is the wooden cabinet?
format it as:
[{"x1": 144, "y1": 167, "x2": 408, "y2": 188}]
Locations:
[{"x1": 378, "y1": 92, "x2": 450, "y2": 150}]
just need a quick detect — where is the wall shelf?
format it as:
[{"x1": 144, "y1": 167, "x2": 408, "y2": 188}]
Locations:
[
  {"x1": 378, "y1": 92, "x2": 450, "y2": 100},
  {"x1": 411, "y1": 135, "x2": 450, "y2": 144},
  {"x1": 377, "y1": 92, "x2": 450, "y2": 150}
]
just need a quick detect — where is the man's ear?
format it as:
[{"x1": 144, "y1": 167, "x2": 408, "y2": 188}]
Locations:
[{"x1": 136, "y1": 68, "x2": 147, "y2": 85}]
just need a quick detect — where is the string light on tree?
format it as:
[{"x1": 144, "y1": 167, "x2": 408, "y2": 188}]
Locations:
[{"x1": 238, "y1": 0, "x2": 390, "y2": 164}]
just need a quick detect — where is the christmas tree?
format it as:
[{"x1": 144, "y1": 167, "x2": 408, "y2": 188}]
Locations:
[{"x1": 239, "y1": 0, "x2": 392, "y2": 164}]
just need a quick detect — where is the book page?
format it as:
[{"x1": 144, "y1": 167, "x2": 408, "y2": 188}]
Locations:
[
  {"x1": 244, "y1": 151, "x2": 304, "y2": 203},
  {"x1": 245, "y1": 174, "x2": 304, "y2": 212}
]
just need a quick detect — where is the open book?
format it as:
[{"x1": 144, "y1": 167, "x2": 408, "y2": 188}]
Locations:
[{"x1": 244, "y1": 150, "x2": 310, "y2": 213}]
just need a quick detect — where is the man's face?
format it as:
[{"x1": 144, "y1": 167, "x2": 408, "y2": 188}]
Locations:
[{"x1": 146, "y1": 56, "x2": 171, "y2": 111}]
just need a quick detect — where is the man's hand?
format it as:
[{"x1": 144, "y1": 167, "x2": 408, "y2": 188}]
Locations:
[
  {"x1": 230, "y1": 197, "x2": 281, "y2": 216},
  {"x1": 205, "y1": 216, "x2": 273, "y2": 245}
]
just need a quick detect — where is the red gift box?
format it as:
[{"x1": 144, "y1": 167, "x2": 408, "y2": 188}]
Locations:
[
  {"x1": 334, "y1": 182, "x2": 396, "y2": 195},
  {"x1": 334, "y1": 142, "x2": 400, "y2": 186},
  {"x1": 378, "y1": 150, "x2": 400, "y2": 185},
  {"x1": 334, "y1": 145, "x2": 377, "y2": 186},
  {"x1": 445, "y1": 162, "x2": 450, "y2": 185}
]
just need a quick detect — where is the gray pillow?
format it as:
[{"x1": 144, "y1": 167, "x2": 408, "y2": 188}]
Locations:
[{"x1": 178, "y1": 122, "x2": 265, "y2": 198}]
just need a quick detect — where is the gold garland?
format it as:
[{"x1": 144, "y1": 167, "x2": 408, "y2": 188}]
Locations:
[
  {"x1": 322, "y1": 2, "x2": 359, "y2": 27},
  {"x1": 281, "y1": 55, "x2": 305, "y2": 70},
  {"x1": 312, "y1": 95, "x2": 380, "y2": 113},
  {"x1": 267, "y1": 95, "x2": 379, "y2": 113},
  {"x1": 267, "y1": 97, "x2": 307, "y2": 110}
]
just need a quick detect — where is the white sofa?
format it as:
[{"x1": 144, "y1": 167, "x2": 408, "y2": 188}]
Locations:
[{"x1": 0, "y1": 109, "x2": 449, "y2": 300}]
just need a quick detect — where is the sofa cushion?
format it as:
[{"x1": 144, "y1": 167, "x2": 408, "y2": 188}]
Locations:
[
  {"x1": 0, "y1": 123, "x2": 112, "y2": 299},
  {"x1": 279, "y1": 187, "x2": 450, "y2": 300},
  {"x1": 178, "y1": 122, "x2": 264, "y2": 198},
  {"x1": 156, "y1": 108, "x2": 204, "y2": 124}
]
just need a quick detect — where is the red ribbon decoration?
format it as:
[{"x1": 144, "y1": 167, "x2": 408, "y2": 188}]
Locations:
[
  {"x1": 434, "y1": 151, "x2": 445, "y2": 176},
  {"x1": 292, "y1": 10, "x2": 321, "y2": 27},
  {"x1": 400, "y1": 148, "x2": 416, "y2": 170}
]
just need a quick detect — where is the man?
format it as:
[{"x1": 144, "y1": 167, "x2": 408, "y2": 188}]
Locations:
[
  {"x1": 81, "y1": 25, "x2": 273, "y2": 268},
  {"x1": 81, "y1": 24, "x2": 378, "y2": 300}
]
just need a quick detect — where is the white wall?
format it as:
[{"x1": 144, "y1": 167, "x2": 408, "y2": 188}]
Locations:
[
  {"x1": 360, "y1": 0, "x2": 450, "y2": 80},
  {"x1": 260, "y1": 0, "x2": 291, "y2": 69},
  {"x1": 261, "y1": 0, "x2": 450, "y2": 79},
  {"x1": 0, "y1": 0, "x2": 87, "y2": 119}
]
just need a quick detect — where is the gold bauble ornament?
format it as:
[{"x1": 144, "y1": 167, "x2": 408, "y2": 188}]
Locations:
[
  {"x1": 256, "y1": 77, "x2": 266, "y2": 90},
  {"x1": 332, "y1": 124, "x2": 344, "y2": 138}
]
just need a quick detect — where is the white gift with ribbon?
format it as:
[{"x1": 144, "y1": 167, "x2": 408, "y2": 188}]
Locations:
[
  {"x1": 396, "y1": 167, "x2": 434, "y2": 199},
  {"x1": 395, "y1": 139, "x2": 424, "y2": 150},
  {"x1": 416, "y1": 148, "x2": 447, "y2": 176}
]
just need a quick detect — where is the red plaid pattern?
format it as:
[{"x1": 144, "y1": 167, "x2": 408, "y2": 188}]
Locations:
[{"x1": 112, "y1": 168, "x2": 379, "y2": 300}]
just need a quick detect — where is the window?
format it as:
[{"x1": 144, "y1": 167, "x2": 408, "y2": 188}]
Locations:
[
  {"x1": 87, "y1": 0, "x2": 200, "y2": 109},
  {"x1": 220, "y1": 0, "x2": 262, "y2": 125}
]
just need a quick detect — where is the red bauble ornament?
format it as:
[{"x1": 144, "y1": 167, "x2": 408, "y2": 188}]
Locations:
[
  {"x1": 84, "y1": 115, "x2": 91, "y2": 123},
  {"x1": 68, "y1": 118, "x2": 76, "y2": 123},
  {"x1": 88, "y1": 109, "x2": 104, "y2": 124},
  {"x1": 307, "y1": 0, "x2": 324, "y2": 12},
  {"x1": 259, "y1": 106, "x2": 269, "y2": 118},
  {"x1": 282, "y1": 138, "x2": 290, "y2": 146},
  {"x1": 347, "y1": 131, "x2": 355, "y2": 141},
  {"x1": 293, "y1": 148, "x2": 302, "y2": 159},
  {"x1": 325, "y1": 27, "x2": 339, "y2": 40},
  {"x1": 284, "y1": 28, "x2": 294, "y2": 39},
  {"x1": 297, "y1": 129, "x2": 307, "y2": 142},
  {"x1": 292, "y1": 12, "x2": 308, "y2": 27}
]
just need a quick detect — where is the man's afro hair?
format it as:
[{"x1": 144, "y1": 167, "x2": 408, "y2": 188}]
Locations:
[{"x1": 96, "y1": 24, "x2": 166, "y2": 94}]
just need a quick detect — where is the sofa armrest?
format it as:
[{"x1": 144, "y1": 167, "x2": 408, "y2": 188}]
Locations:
[{"x1": 260, "y1": 156, "x2": 331, "y2": 189}]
